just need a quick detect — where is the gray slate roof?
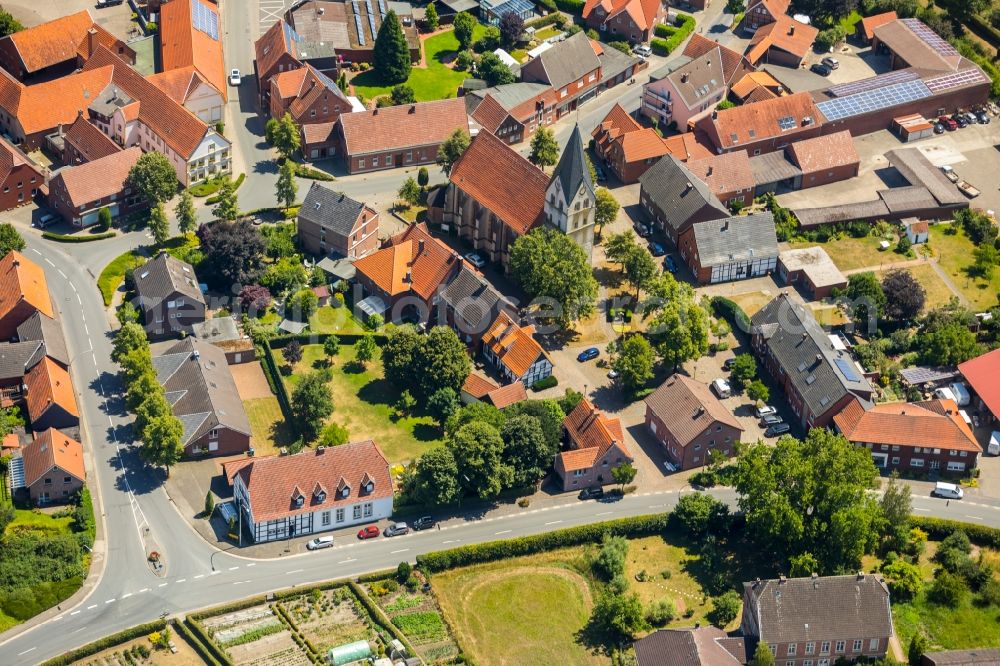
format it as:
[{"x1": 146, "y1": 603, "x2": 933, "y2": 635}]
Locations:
[
  {"x1": 299, "y1": 182, "x2": 367, "y2": 236},
  {"x1": 466, "y1": 82, "x2": 549, "y2": 112},
  {"x1": 886, "y1": 148, "x2": 966, "y2": 207},
  {"x1": 750, "y1": 293, "x2": 873, "y2": 419},
  {"x1": 750, "y1": 151, "x2": 802, "y2": 187},
  {"x1": 191, "y1": 316, "x2": 241, "y2": 343},
  {"x1": 551, "y1": 125, "x2": 593, "y2": 205},
  {"x1": 639, "y1": 155, "x2": 729, "y2": 233},
  {"x1": 634, "y1": 627, "x2": 746, "y2": 666},
  {"x1": 439, "y1": 265, "x2": 512, "y2": 333},
  {"x1": 667, "y1": 50, "x2": 726, "y2": 110},
  {"x1": 151, "y1": 337, "x2": 251, "y2": 446},
  {"x1": 523, "y1": 32, "x2": 601, "y2": 89},
  {"x1": 743, "y1": 574, "x2": 893, "y2": 645},
  {"x1": 0, "y1": 341, "x2": 44, "y2": 381},
  {"x1": 134, "y1": 252, "x2": 205, "y2": 305},
  {"x1": 921, "y1": 649, "x2": 1000, "y2": 665},
  {"x1": 16, "y1": 312, "x2": 69, "y2": 368},
  {"x1": 691, "y1": 213, "x2": 778, "y2": 267}
]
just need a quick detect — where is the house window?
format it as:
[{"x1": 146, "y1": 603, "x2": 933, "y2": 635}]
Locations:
[
  {"x1": 805, "y1": 643, "x2": 815, "y2": 655},
  {"x1": 820, "y1": 642, "x2": 830, "y2": 654},
  {"x1": 322, "y1": 511, "x2": 331, "y2": 526},
  {"x1": 64, "y1": 476, "x2": 71, "y2": 483},
  {"x1": 911, "y1": 458, "x2": 924, "y2": 467},
  {"x1": 44, "y1": 478, "x2": 52, "y2": 485},
  {"x1": 572, "y1": 469, "x2": 585, "y2": 477},
  {"x1": 869, "y1": 639, "x2": 878, "y2": 651},
  {"x1": 386, "y1": 154, "x2": 393, "y2": 166},
  {"x1": 363, "y1": 502, "x2": 373, "y2": 517},
  {"x1": 787, "y1": 644, "x2": 797, "y2": 656},
  {"x1": 930, "y1": 461, "x2": 940, "y2": 470},
  {"x1": 358, "y1": 158, "x2": 365, "y2": 169},
  {"x1": 353, "y1": 505, "x2": 362, "y2": 519},
  {"x1": 406, "y1": 151, "x2": 413, "y2": 163},
  {"x1": 835, "y1": 641, "x2": 845, "y2": 653},
  {"x1": 891, "y1": 457, "x2": 900, "y2": 465},
  {"x1": 853, "y1": 640, "x2": 862, "y2": 652},
  {"x1": 336, "y1": 508, "x2": 345, "y2": 522},
  {"x1": 372, "y1": 157, "x2": 379, "y2": 167}
]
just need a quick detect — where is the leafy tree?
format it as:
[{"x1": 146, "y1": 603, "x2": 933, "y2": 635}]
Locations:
[
  {"x1": 116, "y1": 301, "x2": 140, "y2": 326},
  {"x1": 750, "y1": 642, "x2": 776, "y2": 666},
  {"x1": 417, "y1": 326, "x2": 471, "y2": 399},
  {"x1": 506, "y1": 399, "x2": 564, "y2": 450},
  {"x1": 729, "y1": 353, "x2": 756, "y2": 391},
  {"x1": 449, "y1": 421, "x2": 512, "y2": 498},
  {"x1": 453, "y1": 12, "x2": 477, "y2": 50},
  {"x1": 404, "y1": 446, "x2": 460, "y2": 505},
  {"x1": 318, "y1": 421, "x2": 350, "y2": 447},
  {"x1": 425, "y1": 1, "x2": 439, "y2": 31},
  {"x1": 382, "y1": 325, "x2": 422, "y2": 389},
  {"x1": 0, "y1": 503, "x2": 14, "y2": 534},
  {"x1": 477, "y1": 25, "x2": 501, "y2": 51},
  {"x1": 212, "y1": 177, "x2": 240, "y2": 222},
  {"x1": 355, "y1": 333, "x2": 379, "y2": 368},
  {"x1": 265, "y1": 112, "x2": 301, "y2": 160},
  {"x1": 112, "y1": 322, "x2": 148, "y2": 364},
  {"x1": 882, "y1": 559, "x2": 922, "y2": 601},
  {"x1": 417, "y1": 166, "x2": 429, "y2": 188},
  {"x1": 746, "y1": 380, "x2": 769, "y2": 404},
  {"x1": 148, "y1": 202, "x2": 170, "y2": 245},
  {"x1": 477, "y1": 51, "x2": 515, "y2": 86},
  {"x1": 528, "y1": 126, "x2": 559, "y2": 168},
  {"x1": 594, "y1": 188, "x2": 619, "y2": 236},
  {"x1": 611, "y1": 335, "x2": 653, "y2": 394},
  {"x1": 128, "y1": 152, "x2": 177, "y2": 204},
  {"x1": 175, "y1": 189, "x2": 197, "y2": 236},
  {"x1": 276, "y1": 158, "x2": 298, "y2": 209},
  {"x1": 973, "y1": 243, "x2": 999, "y2": 280},
  {"x1": 956, "y1": 208, "x2": 998, "y2": 245},
  {"x1": 603, "y1": 231, "x2": 638, "y2": 270},
  {"x1": 645, "y1": 599, "x2": 676, "y2": 627},
  {"x1": 287, "y1": 288, "x2": 319, "y2": 321},
  {"x1": 262, "y1": 256, "x2": 308, "y2": 294},
  {"x1": 291, "y1": 372, "x2": 334, "y2": 441},
  {"x1": 0, "y1": 224, "x2": 24, "y2": 256},
  {"x1": 436, "y1": 128, "x2": 470, "y2": 175},
  {"x1": 557, "y1": 388, "x2": 584, "y2": 415},
  {"x1": 427, "y1": 387, "x2": 460, "y2": 426},
  {"x1": 390, "y1": 83, "x2": 416, "y2": 106},
  {"x1": 845, "y1": 271, "x2": 886, "y2": 329},
  {"x1": 914, "y1": 321, "x2": 982, "y2": 366},
  {"x1": 882, "y1": 269, "x2": 925, "y2": 321},
  {"x1": 0, "y1": 10, "x2": 24, "y2": 38},
  {"x1": 262, "y1": 223, "x2": 297, "y2": 259},
  {"x1": 734, "y1": 428, "x2": 881, "y2": 573},
  {"x1": 908, "y1": 634, "x2": 929, "y2": 666},
  {"x1": 396, "y1": 389, "x2": 417, "y2": 416},
  {"x1": 240, "y1": 284, "x2": 272, "y2": 313},
  {"x1": 282, "y1": 340, "x2": 303, "y2": 365},
  {"x1": 788, "y1": 552, "x2": 820, "y2": 578},
  {"x1": 879, "y1": 474, "x2": 912, "y2": 551},
  {"x1": 623, "y1": 246, "x2": 657, "y2": 299},
  {"x1": 646, "y1": 275, "x2": 710, "y2": 370},
  {"x1": 509, "y1": 228, "x2": 598, "y2": 327},
  {"x1": 198, "y1": 221, "x2": 267, "y2": 287},
  {"x1": 500, "y1": 414, "x2": 551, "y2": 487},
  {"x1": 595, "y1": 535, "x2": 629, "y2": 579},
  {"x1": 499, "y1": 11, "x2": 524, "y2": 48},
  {"x1": 591, "y1": 591, "x2": 646, "y2": 639},
  {"x1": 611, "y1": 462, "x2": 636, "y2": 490},
  {"x1": 204, "y1": 491, "x2": 215, "y2": 517},
  {"x1": 928, "y1": 570, "x2": 967, "y2": 607},
  {"x1": 446, "y1": 400, "x2": 505, "y2": 434},
  {"x1": 671, "y1": 493, "x2": 728, "y2": 537},
  {"x1": 708, "y1": 591, "x2": 741, "y2": 628},
  {"x1": 398, "y1": 176, "x2": 422, "y2": 207},
  {"x1": 324, "y1": 335, "x2": 341, "y2": 362},
  {"x1": 140, "y1": 414, "x2": 185, "y2": 476},
  {"x1": 120, "y1": 347, "x2": 154, "y2": 385}
]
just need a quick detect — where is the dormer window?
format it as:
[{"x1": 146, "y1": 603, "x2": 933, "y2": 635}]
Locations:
[
  {"x1": 313, "y1": 481, "x2": 327, "y2": 503},
  {"x1": 291, "y1": 485, "x2": 305, "y2": 507},
  {"x1": 338, "y1": 476, "x2": 350, "y2": 498},
  {"x1": 316, "y1": 491, "x2": 326, "y2": 502},
  {"x1": 361, "y1": 472, "x2": 375, "y2": 494}
]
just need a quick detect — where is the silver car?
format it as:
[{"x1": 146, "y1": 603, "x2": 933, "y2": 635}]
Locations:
[{"x1": 384, "y1": 522, "x2": 410, "y2": 537}]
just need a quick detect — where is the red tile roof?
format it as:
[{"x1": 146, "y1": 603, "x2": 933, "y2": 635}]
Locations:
[
  {"x1": 159, "y1": 0, "x2": 227, "y2": 101},
  {"x1": 340, "y1": 97, "x2": 469, "y2": 156},
  {"x1": 236, "y1": 440, "x2": 392, "y2": 523},
  {"x1": 861, "y1": 11, "x2": 898, "y2": 41},
  {"x1": 450, "y1": 130, "x2": 549, "y2": 236},
  {"x1": 25, "y1": 356, "x2": 78, "y2": 423},
  {"x1": 462, "y1": 373, "x2": 499, "y2": 399},
  {"x1": 486, "y1": 382, "x2": 527, "y2": 409},
  {"x1": 620, "y1": 129, "x2": 671, "y2": 163},
  {"x1": 645, "y1": 374, "x2": 743, "y2": 447},
  {"x1": 686, "y1": 151, "x2": 755, "y2": 197},
  {"x1": 834, "y1": 398, "x2": 981, "y2": 453},
  {"x1": 746, "y1": 16, "x2": 819, "y2": 63},
  {"x1": 743, "y1": 85, "x2": 780, "y2": 104},
  {"x1": 50, "y1": 147, "x2": 142, "y2": 209},
  {"x1": 1, "y1": 66, "x2": 115, "y2": 137},
  {"x1": 353, "y1": 222, "x2": 460, "y2": 300},
  {"x1": 301, "y1": 121, "x2": 337, "y2": 145},
  {"x1": 0, "y1": 250, "x2": 54, "y2": 322},
  {"x1": 481, "y1": 311, "x2": 547, "y2": 379},
  {"x1": 21, "y1": 428, "x2": 84, "y2": 488},
  {"x1": 730, "y1": 70, "x2": 785, "y2": 100},
  {"x1": 0, "y1": 69, "x2": 22, "y2": 113},
  {"x1": 786, "y1": 130, "x2": 859, "y2": 174},
  {"x1": 559, "y1": 398, "x2": 629, "y2": 471},
  {"x1": 146, "y1": 66, "x2": 209, "y2": 104},
  {"x1": 0, "y1": 135, "x2": 34, "y2": 179},
  {"x1": 286, "y1": 65, "x2": 348, "y2": 121},
  {"x1": 583, "y1": 0, "x2": 661, "y2": 31},
  {"x1": 62, "y1": 112, "x2": 120, "y2": 163},
  {"x1": 471, "y1": 94, "x2": 511, "y2": 134},
  {"x1": 592, "y1": 102, "x2": 643, "y2": 152},
  {"x1": 701, "y1": 91, "x2": 822, "y2": 150},
  {"x1": 271, "y1": 67, "x2": 309, "y2": 101},
  {"x1": 5, "y1": 10, "x2": 99, "y2": 74},
  {"x1": 662, "y1": 133, "x2": 713, "y2": 162},
  {"x1": 682, "y1": 34, "x2": 752, "y2": 85},
  {"x1": 959, "y1": 348, "x2": 1000, "y2": 421},
  {"x1": 254, "y1": 19, "x2": 298, "y2": 83}
]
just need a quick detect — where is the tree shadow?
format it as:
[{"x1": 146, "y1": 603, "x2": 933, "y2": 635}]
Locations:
[
  {"x1": 343, "y1": 361, "x2": 368, "y2": 375},
  {"x1": 350, "y1": 69, "x2": 391, "y2": 90},
  {"x1": 357, "y1": 377, "x2": 396, "y2": 406},
  {"x1": 411, "y1": 423, "x2": 440, "y2": 442}
]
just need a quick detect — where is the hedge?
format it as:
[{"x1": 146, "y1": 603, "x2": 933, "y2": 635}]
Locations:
[
  {"x1": 527, "y1": 10, "x2": 562, "y2": 28},
  {"x1": 184, "y1": 618, "x2": 235, "y2": 666},
  {"x1": 534, "y1": 0, "x2": 557, "y2": 13},
  {"x1": 651, "y1": 13, "x2": 695, "y2": 55},
  {"x1": 964, "y1": 14, "x2": 1000, "y2": 51},
  {"x1": 355, "y1": 568, "x2": 399, "y2": 583},
  {"x1": 39, "y1": 619, "x2": 167, "y2": 666},
  {"x1": 294, "y1": 164, "x2": 335, "y2": 181},
  {"x1": 205, "y1": 173, "x2": 246, "y2": 205},
  {"x1": 174, "y1": 619, "x2": 226, "y2": 666},
  {"x1": 909, "y1": 516, "x2": 1000, "y2": 549},
  {"x1": 531, "y1": 375, "x2": 558, "y2": 391},
  {"x1": 42, "y1": 231, "x2": 116, "y2": 242},
  {"x1": 650, "y1": 38, "x2": 671, "y2": 56},
  {"x1": 416, "y1": 513, "x2": 671, "y2": 572},
  {"x1": 258, "y1": 338, "x2": 298, "y2": 439},
  {"x1": 710, "y1": 296, "x2": 751, "y2": 334},
  {"x1": 554, "y1": 0, "x2": 584, "y2": 14},
  {"x1": 268, "y1": 331, "x2": 388, "y2": 348}
]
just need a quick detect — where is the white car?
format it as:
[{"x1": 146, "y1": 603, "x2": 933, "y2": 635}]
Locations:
[
  {"x1": 607, "y1": 369, "x2": 619, "y2": 379},
  {"x1": 464, "y1": 252, "x2": 487, "y2": 269},
  {"x1": 306, "y1": 536, "x2": 334, "y2": 550},
  {"x1": 634, "y1": 44, "x2": 652, "y2": 57},
  {"x1": 932, "y1": 482, "x2": 963, "y2": 500},
  {"x1": 755, "y1": 405, "x2": 777, "y2": 419},
  {"x1": 229, "y1": 68, "x2": 242, "y2": 86}
]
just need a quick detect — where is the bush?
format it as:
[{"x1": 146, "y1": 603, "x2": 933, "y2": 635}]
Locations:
[
  {"x1": 293, "y1": 164, "x2": 335, "y2": 181},
  {"x1": 650, "y1": 38, "x2": 671, "y2": 55},
  {"x1": 928, "y1": 571, "x2": 968, "y2": 607},
  {"x1": 650, "y1": 13, "x2": 694, "y2": 55},
  {"x1": 645, "y1": 599, "x2": 676, "y2": 627},
  {"x1": 909, "y1": 517, "x2": 1000, "y2": 549},
  {"x1": 815, "y1": 26, "x2": 846, "y2": 52},
  {"x1": 531, "y1": 375, "x2": 558, "y2": 391},
  {"x1": 42, "y1": 231, "x2": 115, "y2": 242},
  {"x1": 396, "y1": 561, "x2": 412, "y2": 583},
  {"x1": 205, "y1": 173, "x2": 246, "y2": 204},
  {"x1": 554, "y1": 0, "x2": 584, "y2": 13},
  {"x1": 707, "y1": 590, "x2": 741, "y2": 627},
  {"x1": 710, "y1": 296, "x2": 751, "y2": 334}
]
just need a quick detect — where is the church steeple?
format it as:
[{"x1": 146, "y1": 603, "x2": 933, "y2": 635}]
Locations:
[{"x1": 550, "y1": 124, "x2": 594, "y2": 199}]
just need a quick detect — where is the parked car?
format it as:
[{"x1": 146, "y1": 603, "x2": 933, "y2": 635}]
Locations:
[
  {"x1": 755, "y1": 405, "x2": 777, "y2": 418},
  {"x1": 977, "y1": 111, "x2": 990, "y2": 124},
  {"x1": 931, "y1": 482, "x2": 963, "y2": 500},
  {"x1": 664, "y1": 255, "x2": 678, "y2": 273},
  {"x1": 357, "y1": 525, "x2": 380, "y2": 539},
  {"x1": 649, "y1": 242, "x2": 665, "y2": 257},
  {"x1": 36, "y1": 212, "x2": 57, "y2": 228},
  {"x1": 577, "y1": 347, "x2": 600, "y2": 362},
  {"x1": 412, "y1": 516, "x2": 436, "y2": 531},
  {"x1": 940, "y1": 165, "x2": 960, "y2": 183},
  {"x1": 938, "y1": 115, "x2": 958, "y2": 131},
  {"x1": 384, "y1": 522, "x2": 410, "y2": 537},
  {"x1": 634, "y1": 221, "x2": 651, "y2": 237},
  {"x1": 594, "y1": 163, "x2": 607, "y2": 182},
  {"x1": 634, "y1": 44, "x2": 652, "y2": 57},
  {"x1": 952, "y1": 113, "x2": 969, "y2": 128},
  {"x1": 933, "y1": 122, "x2": 945, "y2": 134},
  {"x1": 810, "y1": 63, "x2": 831, "y2": 76},
  {"x1": 579, "y1": 486, "x2": 604, "y2": 500},
  {"x1": 464, "y1": 252, "x2": 487, "y2": 269},
  {"x1": 723, "y1": 357, "x2": 737, "y2": 370},
  {"x1": 760, "y1": 414, "x2": 784, "y2": 427},
  {"x1": 711, "y1": 378, "x2": 732, "y2": 399},
  {"x1": 306, "y1": 536, "x2": 335, "y2": 550},
  {"x1": 607, "y1": 369, "x2": 620, "y2": 380},
  {"x1": 765, "y1": 423, "x2": 791, "y2": 437},
  {"x1": 229, "y1": 68, "x2": 242, "y2": 86},
  {"x1": 821, "y1": 56, "x2": 840, "y2": 69}
]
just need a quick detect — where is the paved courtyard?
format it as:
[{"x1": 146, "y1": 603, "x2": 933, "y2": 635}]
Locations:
[{"x1": 4, "y1": 0, "x2": 139, "y2": 39}]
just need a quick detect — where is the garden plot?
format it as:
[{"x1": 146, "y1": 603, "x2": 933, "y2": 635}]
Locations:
[
  {"x1": 200, "y1": 605, "x2": 309, "y2": 666},
  {"x1": 70, "y1": 632, "x2": 203, "y2": 666},
  {"x1": 282, "y1": 588, "x2": 373, "y2": 655},
  {"x1": 366, "y1": 577, "x2": 459, "y2": 663}
]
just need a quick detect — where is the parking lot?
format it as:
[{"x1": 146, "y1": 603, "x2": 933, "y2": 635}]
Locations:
[
  {"x1": 259, "y1": 0, "x2": 291, "y2": 30},
  {"x1": 4, "y1": 0, "x2": 138, "y2": 39}
]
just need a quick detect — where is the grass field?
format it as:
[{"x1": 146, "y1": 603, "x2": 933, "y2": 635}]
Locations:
[
  {"x1": 728, "y1": 290, "x2": 777, "y2": 317},
  {"x1": 432, "y1": 549, "x2": 604, "y2": 666},
  {"x1": 307, "y1": 306, "x2": 366, "y2": 335},
  {"x1": 351, "y1": 25, "x2": 487, "y2": 102},
  {"x1": 928, "y1": 225, "x2": 1000, "y2": 311},
  {"x1": 243, "y1": 397, "x2": 296, "y2": 455},
  {"x1": 875, "y1": 263, "x2": 955, "y2": 313},
  {"x1": 97, "y1": 235, "x2": 201, "y2": 306},
  {"x1": 788, "y1": 235, "x2": 897, "y2": 272},
  {"x1": 283, "y1": 343, "x2": 442, "y2": 463}
]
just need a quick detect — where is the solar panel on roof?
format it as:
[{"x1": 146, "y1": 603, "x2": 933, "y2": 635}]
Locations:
[
  {"x1": 834, "y1": 358, "x2": 861, "y2": 382},
  {"x1": 925, "y1": 68, "x2": 989, "y2": 93},
  {"x1": 353, "y1": 1, "x2": 366, "y2": 46},
  {"x1": 828, "y1": 70, "x2": 920, "y2": 98},
  {"x1": 377, "y1": 0, "x2": 387, "y2": 17},
  {"x1": 190, "y1": 0, "x2": 219, "y2": 40},
  {"x1": 901, "y1": 18, "x2": 959, "y2": 57},
  {"x1": 816, "y1": 79, "x2": 932, "y2": 122},
  {"x1": 366, "y1": 0, "x2": 378, "y2": 40},
  {"x1": 777, "y1": 115, "x2": 796, "y2": 130}
]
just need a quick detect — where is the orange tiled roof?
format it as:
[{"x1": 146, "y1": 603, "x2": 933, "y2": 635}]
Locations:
[
  {"x1": 686, "y1": 151, "x2": 755, "y2": 197},
  {"x1": 270, "y1": 67, "x2": 310, "y2": 101},
  {"x1": 703, "y1": 91, "x2": 821, "y2": 150},
  {"x1": 51, "y1": 146, "x2": 142, "y2": 208},
  {"x1": 62, "y1": 112, "x2": 120, "y2": 163},
  {"x1": 353, "y1": 223, "x2": 460, "y2": 301},
  {"x1": 21, "y1": 428, "x2": 84, "y2": 488},
  {"x1": 620, "y1": 128, "x2": 670, "y2": 163},
  {"x1": 6, "y1": 10, "x2": 95, "y2": 74},
  {"x1": 286, "y1": 65, "x2": 348, "y2": 120},
  {"x1": 471, "y1": 94, "x2": 511, "y2": 134},
  {"x1": 25, "y1": 356, "x2": 78, "y2": 423},
  {"x1": 0, "y1": 250, "x2": 53, "y2": 322},
  {"x1": 560, "y1": 398, "x2": 630, "y2": 470},
  {"x1": 159, "y1": 0, "x2": 227, "y2": 102},
  {"x1": 146, "y1": 65, "x2": 208, "y2": 104},
  {"x1": 450, "y1": 131, "x2": 549, "y2": 236},
  {"x1": 2, "y1": 66, "x2": 114, "y2": 136},
  {"x1": 861, "y1": 11, "x2": 897, "y2": 41},
  {"x1": 731, "y1": 70, "x2": 785, "y2": 100},
  {"x1": 482, "y1": 311, "x2": 547, "y2": 379},
  {"x1": 340, "y1": 97, "x2": 469, "y2": 156},
  {"x1": 0, "y1": 135, "x2": 31, "y2": 179},
  {"x1": 834, "y1": 399, "x2": 981, "y2": 453},
  {"x1": 960, "y1": 348, "x2": 1000, "y2": 422},
  {"x1": 462, "y1": 373, "x2": 499, "y2": 399},
  {"x1": 254, "y1": 19, "x2": 298, "y2": 83},
  {"x1": 662, "y1": 133, "x2": 713, "y2": 162},
  {"x1": 786, "y1": 129, "x2": 859, "y2": 174},
  {"x1": 486, "y1": 382, "x2": 527, "y2": 409},
  {"x1": 743, "y1": 85, "x2": 780, "y2": 104},
  {"x1": 583, "y1": 0, "x2": 660, "y2": 31},
  {"x1": 746, "y1": 16, "x2": 819, "y2": 63}
]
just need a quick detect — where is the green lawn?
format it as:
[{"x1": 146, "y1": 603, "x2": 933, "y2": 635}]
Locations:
[
  {"x1": 351, "y1": 25, "x2": 487, "y2": 102},
  {"x1": 788, "y1": 235, "x2": 897, "y2": 272},
  {"x1": 307, "y1": 306, "x2": 366, "y2": 335},
  {"x1": 244, "y1": 397, "x2": 296, "y2": 456},
  {"x1": 533, "y1": 26, "x2": 563, "y2": 41},
  {"x1": 928, "y1": 225, "x2": 1000, "y2": 311},
  {"x1": 283, "y1": 343, "x2": 442, "y2": 464},
  {"x1": 97, "y1": 235, "x2": 201, "y2": 306},
  {"x1": 875, "y1": 263, "x2": 955, "y2": 313}
]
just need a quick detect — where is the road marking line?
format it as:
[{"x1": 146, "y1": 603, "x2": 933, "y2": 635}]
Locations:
[
  {"x1": 194, "y1": 574, "x2": 205, "y2": 579},
  {"x1": 121, "y1": 593, "x2": 132, "y2": 599},
  {"x1": 105, "y1": 599, "x2": 116, "y2": 604},
  {"x1": 339, "y1": 558, "x2": 357, "y2": 564},
  {"x1": 76, "y1": 292, "x2": 82, "y2": 305},
  {"x1": 544, "y1": 520, "x2": 563, "y2": 526},
  {"x1": 210, "y1": 571, "x2": 221, "y2": 576},
  {"x1": 139, "y1": 588, "x2": 149, "y2": 593},
  {"x1": 228, "y1": 566, "x2": 239, "y2": 571},
  {"x1": 44, "y1": 258, "x2": 54, "y2": 266},
  {"x1": 158, "y1": 583, "x2": 168, "y2": 588},
  {"x1": 390, "y1": 548, "x2": 409, "y2": 554},
  {"x1": 176, "y1": 578, "x2": 186, "y2": 583},
  {"x1": 57, "y1": 269, "x2": 67, "y2": 279},
  {"x1": 246, "y1": 563, "x2": 256, "y2": 567},
  {"x1": 70, "y1": 282, "x2": 77, "y2": 292},
  {"x1": 914, "y1": 508, "x2": 931, "y2": 512},
  {"x1": 648, "y1": 504, "x2": 665, "y2": 508},
  {"x1": 596, "y1": 511, "x2": 613, "y2": 516},
  {"x1": 70, "y1": 610, "x2": 80, "y2": 616},
  {"x1": 54, "y1": 616, "x2": 63, "y2": 621},
  {"x1": 18, "y1": 647, "x2": 36, "y2": 655},
  {"x1": 495, "y1": 529, "x2": 512, "y2": 535},
  {"x1": 442, "y1": 540, "x2": 460, "y2": 544},
  {"x1": 72, "y1": 626, "x2": 88, "y2": 634},
  {"x1": 965, "y1": 515, "x2": 984, "y2": 520},
  {"x1": 87, "y1": 605, "x2": 97, "y2": 610},
  {"x1": 286, "y1": 569, "x2": 304, "y2": 574}
]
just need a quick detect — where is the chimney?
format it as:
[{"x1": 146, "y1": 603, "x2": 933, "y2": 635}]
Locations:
[
  {"x1": 857, "y1": 571, "x2": 865, "y2": 581},
  {"x1": 801, "y1": 332, "x2": 808, "y2": 340},
  {"x1": 317, "y1": 5, "x2": 325, "y2": 14},
  {"x1": 418, "y1": 238, "x2": 425, "y2": 254},
  {"x1": 87, "y1": 28, "x2": 97, "y2": 58},
  {"x1": 409, "y1": 105, "x2": 417, "y2": 114},
  {"x1": 317, "y1": 445, "x2": 326, "y2": 453},
  {"x1": 779, "y1": 575, "x2": 787, "y2": 584},
  {"x1": 723, "y1": 219, "x2": 729, "y2": 231},
  {"x1": 788, "y1": 25, "x2": 795, "y2": 35},
  {"x1": 681, "y1": 73, "x2": 689, "y2": 83},
  {"x1": 711, "y1": 110, "x2": 718, "y2": 119},
  {"x1": 777, "y1": 85, "x2": 784, "y2": 94},
  {"x1": 707, "y1": 165, "x2": 713, "y2": 176},
  {"x1": 685, "y1": 181, "x2": 693, "y2": 190},
  {"x1": 811, "y1": 572, "x2": 818, "y2": 579},
  {"x1": 405, "y1": 271, "x2": 412, "y2": 283}
]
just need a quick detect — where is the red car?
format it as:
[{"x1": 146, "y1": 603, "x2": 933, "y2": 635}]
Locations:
[
  {"x1": 938, "y1": 115, "x2": 958, "y2": 131},
  {"x1": 357, "y1": 525, "x2": 380, "y2": 539}
]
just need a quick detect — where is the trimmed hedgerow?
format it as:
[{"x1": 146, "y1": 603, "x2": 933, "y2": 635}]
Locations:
[{"x1": 39, "y1": 619, "x2": 167, "y2": 666}]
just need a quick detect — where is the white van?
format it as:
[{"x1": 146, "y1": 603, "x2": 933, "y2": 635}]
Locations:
[
  {"x1": 306, "y1": 536, "x2": 335, "y2": 550},
  {"x1": 711, "y1": 378, "x2": 732, "y2": 399},
  {"x1": 949, "y1": 382, "x2": 971, "y2": 407},
  {"x1": 989, "y1": 432, "x2": 1000, "y2": 456},
  {"x1": 934, "y1": 387, "x2": 957, "y2": 403},
  {"x1": 932, "y1": 482, "x2": 964, "y2": 500}
]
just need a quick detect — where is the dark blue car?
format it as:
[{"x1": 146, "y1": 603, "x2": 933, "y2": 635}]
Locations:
[
  {"x1": 649, "y1": 242, "x2": 665, "y2": 257},
  {"x1": 577, "y1": 347, "x2": 600, "y2": 362},
  {"x1": 664, "y1": 256, "x2": 677, "y2": 273}
]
